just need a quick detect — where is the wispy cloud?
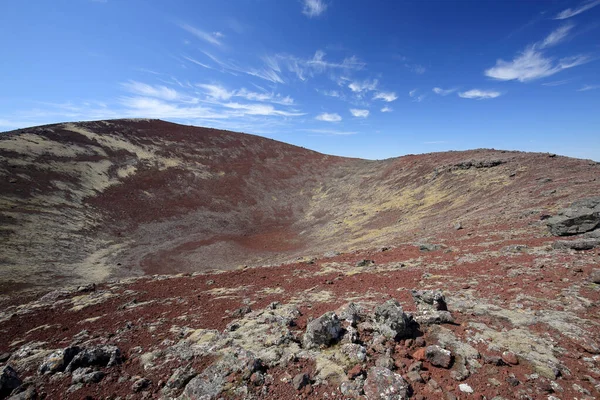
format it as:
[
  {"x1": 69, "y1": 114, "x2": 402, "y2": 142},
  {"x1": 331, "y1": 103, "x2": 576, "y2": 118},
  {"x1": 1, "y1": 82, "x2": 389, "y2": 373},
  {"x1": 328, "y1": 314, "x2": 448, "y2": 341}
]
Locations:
[
  {"x1": 302, "y1": 128, "x2": 356, "y2": 136},
  {"x1": 555, "y1": 0, "x2": 600, "y2": 19},
  {"x1": 319, "y1": 89, "x2": 341, "y2": 97},
  {"x1": 188, "y1": 51, "x2": 284, "y2": 84},
  {"x1": 485, "y1": 24, "x2": 589, "y2": 82},
  {"x1": 458, "y1": 89, "x2": 501, "y2": 99},
  {"x1": 409, "y1": 89, "x2": 426, "y2": 102},
  {"x1": 121, "y1": 81, "x2": 180, "y2": 101},
  {"x1": 578, "y1": 84, "x2": 600, "y2": 91},
  {"x1": 349, "y1": 79, "x2": 378, "y2": 93},
  {"x1": 432, "y1": 87, "x2": 457, "y2": 96},
  {"x1": 316, "y1": 112, "x2": 342, "y2": 122},
  {"x1": 350, "y1": 108, "x2": 369, "y2": 118},
  {"x1": 197, "y1": 83, "x2": 294, "y2": 105},
  {"x1": 179, "y1": 23, "x2": 223, "y2": 46},
  {"x1": 373, "y1": 92, "x2": 397, "y2": 102},
  {"x1": 485, "y1": 48, "x2": 589, "y2": 82},
  {"x1": 381, "y1": 106, "x2": 392, "y2": 113},
  {"x1": 280, "y1": 51, "x2": 364, "y2": 81},
  {"x1": 302, "y1": 0, "x2": 327, "y2": 18},
  {"x1": 539, "y1": 23, "x2": 574, "y2": 49},
  {"x1": 541, "y1": 79, "x2": 572, "y2": 86}
]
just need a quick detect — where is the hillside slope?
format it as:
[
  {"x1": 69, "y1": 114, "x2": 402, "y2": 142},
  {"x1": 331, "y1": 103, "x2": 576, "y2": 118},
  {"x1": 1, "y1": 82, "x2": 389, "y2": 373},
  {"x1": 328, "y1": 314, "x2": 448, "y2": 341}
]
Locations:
[{"x1": 1, "y1": 119, "x2": 599, "y2": 293}]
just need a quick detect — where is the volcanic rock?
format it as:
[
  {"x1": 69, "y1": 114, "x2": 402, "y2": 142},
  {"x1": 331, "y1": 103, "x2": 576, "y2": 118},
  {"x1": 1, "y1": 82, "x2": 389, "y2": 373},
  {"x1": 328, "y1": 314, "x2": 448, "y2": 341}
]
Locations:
[
  {"x1": 547, "y1": 197, "x2": 600, "y2": 236},
  {"x1": 38, "y1": 346, "x2": 80, "y2": 375},
  {"x1": 65, "y1": 345, "x2": 121, "y2": 372},
  {"x1": 425, "y1": 345, "x2": 453, "y2": 368},
  {"x1": 373, "y1": 299, "x2": 411, "y2": 340},
  {"x1": 363, "y1": 366, "x2": 410, "y2": 400},
  {"x1": 0, "y1": 366, "x2": 21, "y2": 398},
  {"x1": 303, "y1": 311, "x2": 342, "y2": 349}
]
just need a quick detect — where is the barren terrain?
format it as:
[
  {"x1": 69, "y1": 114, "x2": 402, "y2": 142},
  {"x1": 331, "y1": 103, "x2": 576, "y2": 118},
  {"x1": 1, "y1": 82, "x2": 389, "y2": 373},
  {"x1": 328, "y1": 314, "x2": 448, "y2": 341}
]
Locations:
[{"x1": 1, "y1": 119, "x2": 599, "y2": 399}]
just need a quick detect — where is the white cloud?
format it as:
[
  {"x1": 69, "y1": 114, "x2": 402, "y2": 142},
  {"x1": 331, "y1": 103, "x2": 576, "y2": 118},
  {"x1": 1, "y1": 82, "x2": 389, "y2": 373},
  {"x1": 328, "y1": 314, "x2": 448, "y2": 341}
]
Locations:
[
  {"x1": 281, "y1": 51, "x2": 364, "y2": 81},
  {"x1": 121, "y1": 81, "x2": 179, "y2": 101},
  {"x1": 221, "y1": 102, "x2": 303, "y2": 117},
  {"x1": 197, "y1": 83, "x2": 294, "y2": 105},
  {"x1": 432, "y1": 87, "x2": 457, "y2": 96},
  {"x1": 485, "y1": 47, "x2": 589, "y2": 82},
  {"x1": 193, "y1": 51, "x2": 284, "y2": 84},
  {"x1": 350, "y1": 108, "x2": 369, "y2": 118},
  {"x1": 409, "y1": 89, "x2": 418, "y2": 97},
  {"x1": 320, "y1": 89, "x2": 340, "y2": 97},
  {"x1": 197, "y1": 83, "x2": 233, "y2": 100},
  {"x1": 182, "y1": 55, "x2": 213, "y2": 70},
  {"x1": 539, "y1": 23, "x2": 574, "y2": 49},
  {"x1": 179, "y1": 23, "x2": 223, "y2": 46},
  {"x1": 373, "y1": 92, "x2": 398, "y2": 102},
  {"x1": 316, "y1": 112, "x2": 342, "y2": 122},
  {"x1": 458, "y1": 89, "x2": 501, "y2": 99},
  {"x1": 349, "y1": 79, "x2": 378, "y2": 93},
  {"x1": 381, "y1": 106, "x2": 392, "y2": 113},
  {"x1": 578, "y1": 84, "x2": 600, "y2": 91},
  {"x1": 409, "y1": 89, "x2": 426, "y2": 102},
  {"x1": 555, "y1": 0, "x2": 600, "y2": 19},
  {"x1": 302, "y1": 0, "x2": 327, "y2": 18}
]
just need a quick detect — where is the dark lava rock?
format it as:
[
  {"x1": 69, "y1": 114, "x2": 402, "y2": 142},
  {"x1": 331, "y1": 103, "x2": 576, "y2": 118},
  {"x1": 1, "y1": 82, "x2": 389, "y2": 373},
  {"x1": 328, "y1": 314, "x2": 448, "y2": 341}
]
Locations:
[
  {"x1": 303, "y1": 311, "x2": 342, "y2": 348},
  {"x1": 552, "y1": 238, "x2": 600, "y2": 251},
  {"x1": 65, "y1": 345, "x2": 121, "y2": 372},
  {"x1": 71, "y1": 367, "x2": 105, "y2": 384},
  {"x1": 373, "y1": 299, "x2": 411, "y2": 340},
  {"x1": 546, "y1": 197, "x2": 600, "y2": 236},
  {"x1": 425, "y1": 345, "x2": 453, "y2": 368},
  {"x1": 38, "y1": 346, "x2": 80, "y2": 375},
  {"x1": 131, "y1": 377, "x2": 151, "y2": 392},
  {"x1": 292, "y1": 373, "x2": 309, "y2": 390},
  {"x1": 0, "y1": 365, "x2": 22, "y2": 398},
  {"x1": 591, "y1": 269, "x2": 600, "y2": 284}
]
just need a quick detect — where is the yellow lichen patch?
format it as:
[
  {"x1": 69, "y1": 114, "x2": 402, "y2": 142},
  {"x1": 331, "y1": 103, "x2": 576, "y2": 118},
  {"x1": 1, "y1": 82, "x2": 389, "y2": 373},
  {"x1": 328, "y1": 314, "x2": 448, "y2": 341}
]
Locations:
[
  {"x1": 70, "y1": 291, "x2": 118, "y2": 311},
  {"x1": 314, "y1": 354, "x2": 348, "y2": 384},
  {"x1": 289, "y1": 289, "x2": 334, "y2": 304},
  {"x1": 204, "y1": 285, "x2": 254, "y2": 299},
  {"x1": 78, "y1": 315, "x2": 104, "y2": 324},
  {"x1": 258, "y1": 287, "x2": 285, "y2": 295},
  {"x1": 187, "y1": 328, "x2": 220, "y2": 344},
  {"x1": 25, "y1": 324, "x2": 55, "y2": 335}
]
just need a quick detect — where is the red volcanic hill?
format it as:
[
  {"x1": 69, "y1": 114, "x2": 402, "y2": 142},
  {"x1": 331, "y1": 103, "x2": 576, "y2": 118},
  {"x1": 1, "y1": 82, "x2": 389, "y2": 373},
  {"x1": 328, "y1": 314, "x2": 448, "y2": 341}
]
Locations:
[
  {"x1": 1, "y1": 119, "x2": 600, "y2": 399},
  {"x1": 1, "y1": 119, "x2": 600, "y2": 293}
]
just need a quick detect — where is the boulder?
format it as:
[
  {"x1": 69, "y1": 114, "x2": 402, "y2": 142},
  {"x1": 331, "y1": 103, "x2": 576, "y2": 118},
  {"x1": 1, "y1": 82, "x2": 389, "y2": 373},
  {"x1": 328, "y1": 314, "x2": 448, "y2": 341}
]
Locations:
[
  {"x1": 546, "y1": 197, "x2": 600, "y2": 236},
  {"x1": 552, "y1": 238, "x2": 600, "y2": 251},
  {"x1": 38, "y1": 346, "x2": 80, "y2": 375},
  {"x1": 292, "y1": 373, "x2": 309, "y2": 390},
  {"x1": 166, "y1": 366, "x2": 197, "y2": 389},
  {"x1": 363, "y1": 367, "x2": 410, "y2": 400},
  {"x1": 71, "y1": 367, "x2": 105, "y2": 384},
  {"x1": 181, "y1": 364, "x2": 225, "y2": 400},
  {"x1": 591, "y1": 269, "x2": 600, "y2": 284},
  {"x1": 303, "y1": 311, "x2": 342, "y2": 348},
  {"x1": 373, "y1": 299, "x2": 411, "y2": 340},
  {"x1": 425, "y1": 345, "x2": 453, "y2": 368},
  {"x1": 411, "y1": 290, "x2": 454, "y2": 325},
  {"x1": 336, "y1": 302, "x2": 364, "y2": 326},
  {"x1": 65, "y1": 345, "x2": 121, "y2": 372},
  {"x1": 0, "y1": 366, "x2": 22, "y2": 398}
]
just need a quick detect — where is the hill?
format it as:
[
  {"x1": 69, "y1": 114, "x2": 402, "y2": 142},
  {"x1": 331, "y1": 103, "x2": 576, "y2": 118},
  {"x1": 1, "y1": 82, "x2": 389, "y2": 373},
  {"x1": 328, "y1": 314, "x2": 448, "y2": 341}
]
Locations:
[{"x1": 1, "y1": 120, "x2": 600, "y2": 399}]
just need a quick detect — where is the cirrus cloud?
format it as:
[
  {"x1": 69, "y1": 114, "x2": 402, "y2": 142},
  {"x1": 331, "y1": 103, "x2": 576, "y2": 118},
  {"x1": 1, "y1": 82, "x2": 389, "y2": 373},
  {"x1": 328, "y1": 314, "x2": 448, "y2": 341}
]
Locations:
[
  {"x1": 316, "y1": 112, "x2": 342, "y2": 122},
  {"x1": 350, "y1": 109, "x2": 369, "y2": 118},
  {"x1": 458, "y1": 89, "x2": 501, "y2": 99}
]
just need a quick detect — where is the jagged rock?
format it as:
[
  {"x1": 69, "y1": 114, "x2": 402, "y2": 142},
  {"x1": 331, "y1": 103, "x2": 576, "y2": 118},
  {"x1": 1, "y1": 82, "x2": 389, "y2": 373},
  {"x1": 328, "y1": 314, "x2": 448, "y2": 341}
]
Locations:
[
  {"x1": 71, "y1": 367, "x2": 104, "y2": 384},
  {"x1": 552, "y1": 238, "x2": 600, "y2": 250},
  {"x1": 356, "y1": 259, "x2": 374, "y2": 267},
  {"x1": 406, "y1": 370, "x2": 424, "y2": 383},
  {"x1": 363, "y1": 367, "x2": 410, "y2": 400},
  {"x1": 6, "y1": 385, "x2": 36, "y2": 400},
  {"x1": 0, "y1": 354, "x2": 10, "y2": 363},
  {"x1": 547, "y1": 197, "x2": 600, "y2": 236},
  {"x1": 336, "y1": 302, "x2": 364, "y2": 326},
  {"x1": 412, "y1": 290, "x2": 448, "y2": 311},
  {"x1": 425, "y1": 345, "x2": 453, "y2": 368},
  {"x1": 180, "y1": 364, "x2": 225, "y2": 400},
  {"x1": 65, "y1": 345, "x2": 121, "y2": 372},
  {"x1": 0, "y1": 366, "x2": 22, "y2": 398},
  {"x1": 38, "y1": 346, "x2": 80, "y2": 375},
  {"x1": 341, "y1": 344, "x2": 367, "y2": 363},
  {"x1": 412, "y1": 290, "x2": 453, "y2": 325},
  {"x1": 166, "y1": 366, "x2": 197, "y2": 389},
  {"x1": 303, "y1": 311, "x2": 342, "y2": 348},
  {"x1": 131, "y1": 377, "x2": 151, "y2": 392},
  {"x1": 419, "y1": 243, "x2": 442, "y2": 252},
  {"x1": 341, "y1": 326, "x2": 359, "y2": 344},
  {"x1": 373, "y1": 299, "x2": 411, "y2": 340},
  {"x1": 589, "y1": 269, "x2": 600, "y2": 284},
  {"x1": 375, "y1": 355, "x2": 395, "y2": 370},
  {"x1": 292, "y1": 373, "x2": 309, "y2": 390},
  {"x1": 340, "y1": 378, "x2": 364, "y2": 397},
  {"x1": 347, "y1": 365, "x2": 363, "y2": 379}
]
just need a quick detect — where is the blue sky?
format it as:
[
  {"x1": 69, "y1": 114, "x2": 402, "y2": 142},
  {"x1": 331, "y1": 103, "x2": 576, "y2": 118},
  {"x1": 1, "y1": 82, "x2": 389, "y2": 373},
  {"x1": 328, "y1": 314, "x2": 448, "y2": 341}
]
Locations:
[{"x1": 1, "y1": 0, "x2": 599, "y2": 160}]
